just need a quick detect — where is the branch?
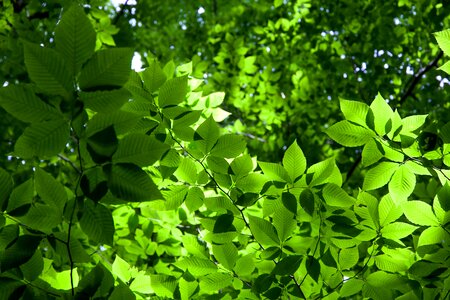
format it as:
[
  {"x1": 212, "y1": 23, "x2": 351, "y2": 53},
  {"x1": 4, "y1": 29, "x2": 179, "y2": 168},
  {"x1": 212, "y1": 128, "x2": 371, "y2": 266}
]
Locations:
[
  {"x1": 112, "y1": 0, "x2": 130, "y2": 25},
  {"x1": 399, "y1": 50, "x2": 443, "y2": 106}
]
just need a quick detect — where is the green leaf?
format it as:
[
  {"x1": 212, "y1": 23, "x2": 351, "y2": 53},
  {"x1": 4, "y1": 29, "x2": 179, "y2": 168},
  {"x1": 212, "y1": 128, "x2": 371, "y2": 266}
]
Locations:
[
  {"x1": 14, "y1": 119, "x2": 70, "y2": 158},
  {"x1": 340, "y1": 98, "x2": 370, "y2": 126},
  {"x1": 236, "y1": 173, "x2": 267, "y2": 193},
  {"x1": 326, "y1": 120, "x2": 374, "y2": 147},
  {"x1": 388, "y1": 165, "x2": 416, "y2": 204},
  {"x1": 20, "y1": 250, "x2": 43, "y2": 281},
  {"x1": 230, "y1": 154, "x2": 253, "y2": 176},
  {"x1": 87, "y1": 125, "x2": 118, "y2": 164},
  {"x1": 0, "y1": 235, "x2": 42, "y2": 272},
  {"x1": 174, "y1": 157, "x2": 198, "y2": 185},
  {"x1": 434, "y1": 29, "x2": 450, "y2": 56},
  {"x1": 6, "y1": 179, "x2": 33, "y2": 214},
  {"x1": 210, "y1": 134, "x2": 246, "y2": 158},
  {"x1": 248, "y1": 215, "x2": 280, "y2": 247},
  {"x1": 307, "y1": 157, "x2": 336, "y2": 186},
  {"x1": 306, "y1": 256, "x2": 321, "y2": 282},
  {"x1": 85, "y1": 110, "x2": 141, "y2": 136},
  {"x1": 403, "y1": 201, "x2": 439, "y2": 226},
  {"x1": 300, "y1": 188, "x2": 315, "y2": 216},
  {"x1": 273, "y1": 206, "x2": 296, "y2": 242},
  {"x1": 401, "y1": 115, "x2": 428, "y2": 133},
  {"x1": 212, "y1": 243, "x2": 238, "y2": 270},
  {"x1": 79, "y1": 48, "x2": 134, "y2": 90},
  {"x1": 272, "y1": 255, "x2": 302, "y2": 275},
  {"x1": 19, "y1": 204, "x2": 62, "y2": 234},
  {"x1": 234, "y1": 255, "x2": 255, "y2": 276},
  {"x1": 185, "y1": 187, "x2": 204, "y2": 212},
  {"x1": 322, "y1": 183, "x2": 356, "y2": 207},
  {"x1": 179, "y1": 277, "x2": 198, "y2": 300},
  {"x1": 158, "y1": 76, "x2": 188, "y2": 107},
  {"x1": 369, "y1": 93, "x2": 393, "y2": 136},
  {"x1": 55, "y1": 5, "x2": 96, "y2": 75},
  {"x1": 80, "y1": 88, "x2": 131, "y2": 113},
  {"x1": 199, "y1": 273, "x2": 233, "y2": 294},
  {"x1": 140, "y1": 59, "x2": 167, "y2": 92},
  {"x1": 81, "y1": 166, "x2": 108, "y2": 202},
  {"x1": 23, "y1": 41, "x2": 72, "y2": 97},
  {"x1": 113, "y1": 133, "x2": 169, "y2": 167},
  {"x1": 340, "y1": 279, "x2": 365, "y2": 297},
  {"x1": 175, "y1": 256, "x2": 217, "y2": 276},
  {"x1": 339, "y1": 247, "x2": 359, "y2": 269},
  {"x1": 106, "y1": 163, "x2": 162, "y2": 201},
  {"x1": 35, "y1": 168, "x2": 67, "y2": 211},
  {"x1": 378, "y1": 194, "x2": 403, "y2": 226},
  {"x1": 274, "y1": 0, "x2": 283, "y2": 8},
  {"x1": 0, "y1": 168, "x2": 13, "y2": 211},
  {"x1": 112, "y1": 255, "x2": 132, "y2": 283},
  {"x1": 76, "y1": 263, "x2": 114, "y2": 299},
  {"x1": 380, "y1": 222, "x2": 418, "y2": 240},
  {"x1": 362, "y1": 162, "x2": 398, "y2": 191},
  {"x1": 258, "y1": 161, "x2": 290, "y2": 183},
  {"x1": 361, "y1": 139, "x2": 383, "y2": 167},
  {"x1": 281, "y1": 192, "x2": 297, "y2": 214},
  {"x1": 417, "y1": 226, "x2": 449, "y2": 247},
  {"x1": 79, "y1": 199, "x2": 114, "y2": 245},
  {"x1": 181, "y1": 234, "x2": 208, "y2": 258},
  {"x1": 0, "y1": 85, "x2": 61, "y2": 123},
  {"x1": 282, "y1": 140, "x2": 306, "y2": 182},
  {"x1": 195, "y1": 116, "x2": 220, "y2": 154}
]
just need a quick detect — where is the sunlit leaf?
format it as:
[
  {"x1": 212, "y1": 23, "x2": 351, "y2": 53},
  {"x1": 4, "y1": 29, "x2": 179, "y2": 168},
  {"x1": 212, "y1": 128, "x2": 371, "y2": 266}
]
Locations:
[{"x1": 326, "y1": 120, "x2": 374, "y2": 147}]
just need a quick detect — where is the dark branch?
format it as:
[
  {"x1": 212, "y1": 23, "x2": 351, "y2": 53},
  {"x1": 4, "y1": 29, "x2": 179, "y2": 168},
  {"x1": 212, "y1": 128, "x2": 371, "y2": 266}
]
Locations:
[{"x1": 399, "y1": 50, "x2": 443, "y2": 106}]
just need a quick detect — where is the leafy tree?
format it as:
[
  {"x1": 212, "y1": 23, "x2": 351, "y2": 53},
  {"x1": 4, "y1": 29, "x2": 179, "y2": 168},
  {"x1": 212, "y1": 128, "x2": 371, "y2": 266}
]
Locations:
[{"x1": 0, "y1": 1, "x2": 450, "y2": 300}]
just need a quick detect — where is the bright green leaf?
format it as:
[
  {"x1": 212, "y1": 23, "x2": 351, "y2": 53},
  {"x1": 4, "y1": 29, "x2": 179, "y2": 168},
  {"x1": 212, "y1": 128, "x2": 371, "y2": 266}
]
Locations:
[
  {"x1": 340, "y1": 98, "x2": 369, "y2": 126},
  {"x1": 362, "y1": 162, "x2": 398, "y2": 191},
  {"x1": 326, "y1": 120, "x2": 374, "y2": 147},
  {"x1": 403, "y1": 201, "x2": 439, "y2": 226},
  {"x1": 282, "y1": 140, "x2": 306, "y2": 182},
  {"x1": 248, "y1": 215, "x2": 280, "y2": 247}
]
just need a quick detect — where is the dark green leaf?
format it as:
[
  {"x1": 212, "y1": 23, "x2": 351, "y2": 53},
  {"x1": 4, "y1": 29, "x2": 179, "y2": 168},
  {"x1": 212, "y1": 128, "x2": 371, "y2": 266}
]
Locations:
[
  {"x1": 0, "y1": 168, "x2": 13, "y2": 211},
  {"x1": 14, "y1": 118, "x2": 70, "y2": 158},
  {"x1": 23, "y1": 41, "x2": 72, "y2": 97},
  {"x1": 272, "y1": 255, "x2": 302, "y2": 275},
  {"x1": 0, "y1": 235, "x2": 42, "y2": 272},
  {"x1": 80, "y1": 88, "x2": 131, "y2": 113},
  {"x1": 281, "y1": 192, "x2": 297, "y2": 214},
  {"x1": 0, "y1": 85, "x2": 61, "y2": 123},
  {"x1": 79, "y1": 200, "x2": 114, "y2": 245},
  {"x1": 300, "y1": 188, "x2": 315, "y2": 216},
  {"x1": 55, "y1": 5, "x2": 96, "y2": 75},
  {"x1": 158, "y1": 76, "x2": 188, "y2": 107},
  {"x1": 106, "y1": 163, "x2": 162, "y2": 201},
  {"x1": 79, "y1": 48, "x2": 134, "y2": 90}
]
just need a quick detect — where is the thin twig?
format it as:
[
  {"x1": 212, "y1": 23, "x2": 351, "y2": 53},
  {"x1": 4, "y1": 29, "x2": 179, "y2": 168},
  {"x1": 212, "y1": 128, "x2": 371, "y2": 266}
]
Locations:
[{"x1": 58, "y1": 154, "x2": 81, "y2": 174}]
